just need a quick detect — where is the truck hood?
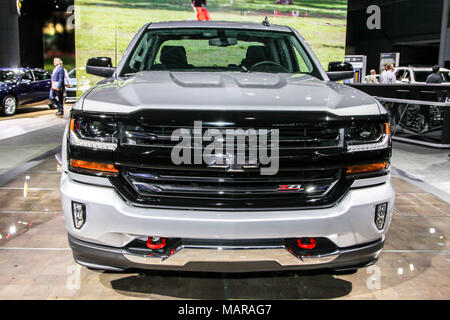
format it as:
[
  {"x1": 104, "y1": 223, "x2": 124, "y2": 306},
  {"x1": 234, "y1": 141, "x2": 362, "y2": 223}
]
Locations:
[{"x1": 81, "y1": 71, "x2": 382, "y2": 116}]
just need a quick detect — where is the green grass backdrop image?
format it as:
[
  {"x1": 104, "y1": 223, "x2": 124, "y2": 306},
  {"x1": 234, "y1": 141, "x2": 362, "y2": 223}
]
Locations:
[{"x1": 75, "y1": 0, "x2": 347, "y2": 95}]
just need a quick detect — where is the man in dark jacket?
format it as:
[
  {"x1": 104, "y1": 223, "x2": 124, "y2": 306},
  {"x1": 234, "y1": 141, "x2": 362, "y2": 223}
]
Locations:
[
  {"x1": 51, "y1": 57, "x2": 65, "y2": 116},
  {"x1": 426, "y1": 65, "x2": 442, "y2": 84}
]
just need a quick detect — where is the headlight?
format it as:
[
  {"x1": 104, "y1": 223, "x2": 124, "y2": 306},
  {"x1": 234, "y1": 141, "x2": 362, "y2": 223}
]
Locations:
[
  {"x1": 69, "y1": 116, "x2": 118, "y2": 150},
  {"x1": 346, "y1": 122, "x2": 390, "y2": 152}
]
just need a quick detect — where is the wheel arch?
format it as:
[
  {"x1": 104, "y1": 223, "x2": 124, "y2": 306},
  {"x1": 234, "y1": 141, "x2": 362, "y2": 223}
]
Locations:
[{"x1": 2, "y1": 92, "x2": 18, "y2": 105}]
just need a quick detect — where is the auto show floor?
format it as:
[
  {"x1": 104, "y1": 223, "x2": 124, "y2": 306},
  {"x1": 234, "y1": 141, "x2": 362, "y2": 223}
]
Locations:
[
  {"x1": 0, "y1": 106, "x2": 60, "y2": 121},
  {"x1": 0, "y1": 156, "x2": 448, "y2": 300},
  {"x1": 0, "y1": 105, "x2": 69, "y2": 175}
]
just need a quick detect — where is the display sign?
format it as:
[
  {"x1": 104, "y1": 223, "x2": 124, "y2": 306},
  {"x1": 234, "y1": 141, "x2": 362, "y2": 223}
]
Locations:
[
  {"x1": 344, "y1": 55, "x2": 367, "y2": 83},
  {"x1": 379, "y1": 52, "x2": 400, "y2": 72}
]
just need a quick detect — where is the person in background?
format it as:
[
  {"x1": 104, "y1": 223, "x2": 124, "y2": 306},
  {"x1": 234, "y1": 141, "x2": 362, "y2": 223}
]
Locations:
[
  {"x1": 426, "y1": 65, "x2": 442, "y2": 84},
  {"x1": 366, "y1": 69, "x2": 378, "y2": 83},
  {"x1": 379, "y1": 64, "x2": 389, "y2": 84},
  {"x1": 61, "y1": 60, "x2": 71, "y2": 89},
  {"x1": 191, "y1": 0, "x2": 210, "y2": 21},
  {"x1": 385, "y1": 63, "x2": 396, "y2": 83},
  {"x1": 48, "y1": 85, "x2": 57, "y2": 109},
  {"x1": 51, "y1": 57, "x2": 65, "y2": 116},
  {"x1": 49, "y1": 59, "x2": 70, "y2": 109},
  {"x1": 420, "y1": 65, "x2": 442, "y2": 132}
]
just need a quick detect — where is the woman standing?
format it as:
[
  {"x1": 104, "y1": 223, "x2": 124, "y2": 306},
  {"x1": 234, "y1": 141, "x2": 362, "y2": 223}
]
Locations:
[{"x1": 191, "y1": 0, "x2": 210, "y2": 21}]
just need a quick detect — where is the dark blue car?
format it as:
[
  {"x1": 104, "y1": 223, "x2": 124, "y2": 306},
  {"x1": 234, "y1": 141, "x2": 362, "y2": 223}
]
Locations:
[{"x1": 0, "y1": 67, "x2": 54, "y2": 116}]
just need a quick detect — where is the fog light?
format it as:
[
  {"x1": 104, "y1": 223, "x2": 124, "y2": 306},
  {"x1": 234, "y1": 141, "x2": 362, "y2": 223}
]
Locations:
[
  {"x1": 375, "y1": 202, "x2": 388, "y2": 230},
  {"x1": 72, "y1": 201, "x2": 86, "y2": 229}
]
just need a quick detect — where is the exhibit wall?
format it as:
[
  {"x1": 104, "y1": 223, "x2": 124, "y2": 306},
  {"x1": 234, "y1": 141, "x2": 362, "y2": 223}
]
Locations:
[{"x1": 74, "y1": 0, "x2": 348, "y2": 94}]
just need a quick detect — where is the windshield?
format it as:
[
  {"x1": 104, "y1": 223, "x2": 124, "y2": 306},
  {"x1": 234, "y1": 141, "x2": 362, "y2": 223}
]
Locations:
[
  {"x1": 414, "y1": 70, "x2": 450, "y2": 82},
  {"x1": 0, "y1": 70, "x2": 19, "y2": 83},
  {"x1": 68, "y1": 69, "x2": 76, "y2": 78},
  {"x1": 120, "y1": 28, "x2": 320, "y2": 78}
]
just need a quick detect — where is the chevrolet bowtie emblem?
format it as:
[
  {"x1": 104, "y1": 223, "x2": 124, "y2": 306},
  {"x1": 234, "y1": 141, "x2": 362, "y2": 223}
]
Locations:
[{"x1": 208, "y1": 154, "x2": 259, "y2": 172}]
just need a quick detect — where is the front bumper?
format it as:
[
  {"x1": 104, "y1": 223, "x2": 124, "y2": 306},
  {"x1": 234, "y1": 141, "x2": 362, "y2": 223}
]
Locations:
[
  {"x1": 61, "y1": 172, "x2": 394, "y2": 272},
  {"x1": 69, "y1": 234, "x2": 384, "y2": 272}
]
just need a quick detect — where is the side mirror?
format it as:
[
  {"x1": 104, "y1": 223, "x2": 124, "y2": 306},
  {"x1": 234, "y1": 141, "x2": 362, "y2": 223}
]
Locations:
[
  {"x1": 20, "y1": 79, "x2": 31, "y2": 84},
  {"x1": 86, "y1": 57, "x2": 115, "y2": 78},
  {"x1": 401, "y1": 78, "x2": 410, "y2": 83},
  {"x1": 327, "y1": 61, "x2": 354, "y2": 81}
]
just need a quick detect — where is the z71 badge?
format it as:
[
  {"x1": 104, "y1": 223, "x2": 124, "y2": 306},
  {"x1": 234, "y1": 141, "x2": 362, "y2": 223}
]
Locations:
[{"x1": 278, "y1": 185, "x2": 302, "y2": 192}]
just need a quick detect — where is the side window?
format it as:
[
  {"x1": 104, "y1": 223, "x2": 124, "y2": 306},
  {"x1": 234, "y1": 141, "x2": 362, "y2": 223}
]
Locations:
[
  {"x1": 395, "y1": 70, "x2": 404, "y2": 81},
  {"x1": 33, "y1": 71, "x2": 50, "y2": 81},
  {"x1": 440, "y1": 71, "x2": 449, "y2": 81},
  {"x1": 21, "y1": 71, "x2": 34, "y2": 82},
  {"x1": 127, "y1": 32, "x2": 156, "y2": 72},
  {"x1": 403, "y1": 70, "x2": 410, "y2": 81}
]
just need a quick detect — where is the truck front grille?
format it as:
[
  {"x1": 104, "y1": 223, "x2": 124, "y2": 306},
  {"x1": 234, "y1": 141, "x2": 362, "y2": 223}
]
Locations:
[
  {"x1": 106, "y1": 111, "x2": 385, "y2": 210},
  {"x1": 110, "y1": 167, "x2": 351, "y2": 210}
]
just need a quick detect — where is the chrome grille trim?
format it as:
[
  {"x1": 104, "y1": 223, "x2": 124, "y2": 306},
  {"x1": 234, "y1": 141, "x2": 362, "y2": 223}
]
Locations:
[{"x1": 122, "y1": 168, "x2": 341, "y2": 198}]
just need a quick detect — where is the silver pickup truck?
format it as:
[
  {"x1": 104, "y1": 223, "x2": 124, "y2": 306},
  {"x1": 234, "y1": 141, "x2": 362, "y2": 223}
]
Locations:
[{"x1": 61, "y1": 21, "x2": 394, "y2": 273}]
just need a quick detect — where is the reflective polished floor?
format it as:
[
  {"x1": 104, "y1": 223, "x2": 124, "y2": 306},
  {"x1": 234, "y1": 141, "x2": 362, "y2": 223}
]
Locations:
[{"x1": 0, "y1": 156, "x2": 448, "y2": 299}]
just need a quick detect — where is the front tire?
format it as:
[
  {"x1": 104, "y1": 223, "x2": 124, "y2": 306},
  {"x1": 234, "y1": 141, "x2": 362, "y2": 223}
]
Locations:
[{"x1": 2, "y1": 95, "x2": 17, "y2": 116}]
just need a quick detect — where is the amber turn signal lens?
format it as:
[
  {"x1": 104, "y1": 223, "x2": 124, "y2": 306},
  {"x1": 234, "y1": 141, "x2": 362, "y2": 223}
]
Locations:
[
  {"x1": 346, "y1": 162, "x2": 388, "y2": 174},
  {"x1": 385, "y1": 122, "x2": 390, "y2": 135},
  {"x1": 69, "y1": 118, "x2": 75, "y2": 131},
  {"x1": 69, "y1": 159, "x2": 118, "y2": 173}
]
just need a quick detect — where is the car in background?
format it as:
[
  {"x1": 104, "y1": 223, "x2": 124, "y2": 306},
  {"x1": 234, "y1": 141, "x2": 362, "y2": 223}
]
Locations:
[
  {"x1": 0, "y1": 67, "x2": 54, "y2": 116},
  {"x1": 65, "y1": 68, "x2": 77, "y2": 103},
  {"x1": 394, "y1": 66, "x2": 450, "y2": 84},
  {"x1": 64, "y1": 67, "x2": 92, "y2": 103}
]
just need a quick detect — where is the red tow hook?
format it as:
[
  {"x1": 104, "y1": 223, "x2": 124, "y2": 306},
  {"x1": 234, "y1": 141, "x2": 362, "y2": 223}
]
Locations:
[
  {"x1": 297, "y1": 238, "x2": 316, "y2": 249},
  {"x1": 146, "y1": 237, "x2": 166, "y2": 250}
]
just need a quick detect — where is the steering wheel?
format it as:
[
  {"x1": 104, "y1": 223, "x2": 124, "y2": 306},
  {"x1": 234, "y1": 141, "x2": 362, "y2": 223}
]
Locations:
[{"x1": 249, "y1": 61, "x2": 289, "y2": 73}]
